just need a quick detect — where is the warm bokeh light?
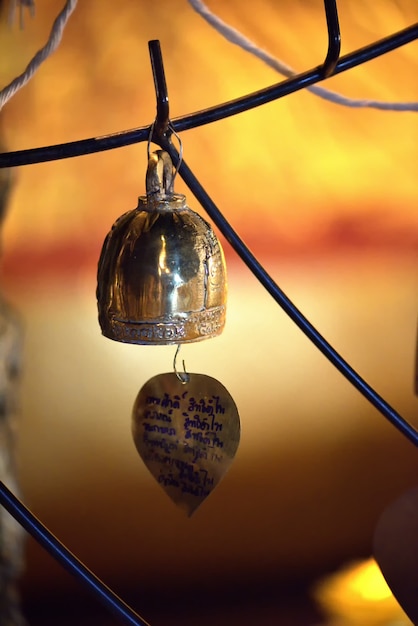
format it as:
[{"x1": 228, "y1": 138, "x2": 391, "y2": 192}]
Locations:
[
  {"x1": 314, "y1": 558, "x2": 413, "y2": 624},
  {"x1": 353, "y1": 560, "x2": 392, "y2": 602}
]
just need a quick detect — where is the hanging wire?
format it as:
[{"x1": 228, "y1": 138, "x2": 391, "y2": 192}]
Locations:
[
  {"x1": 148, "y1": 40, "x2": 170, "y2": 139},
  {"x1": 169, "y1": 124, "x2": 183, "y2": 185},
  {"x1": 187, "y1": 0, "x2": 418, "y2": 111},
  {"x1": 321, "y1": 0, "x2": 341, "y2": 77},
  {"x1": 173, "y1": 344, "x2": 190, "y2": 384},
  {"x1": 0, "y1": 481, "x2": 151, "y2": 626},
  {"x1": 162, "y1": 140, "x2": 418, "y2": 447},
  {"x1": 147, "y1": 40, "x2": 184, "y2": 187},
  {"x1": 0, "y1": 22, "x2": 417, "y2": 168},
  {"x1": 151, "y1": 23, "x2": 418, "y2": 445}
]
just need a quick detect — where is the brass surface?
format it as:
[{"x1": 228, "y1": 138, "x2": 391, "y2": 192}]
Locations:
[
  {"x1": 132, "y1": 372, "x2": 240, "y2": 515},
  {"x1": 97, "y1": 194, "x2": 227, "y2": 344}
]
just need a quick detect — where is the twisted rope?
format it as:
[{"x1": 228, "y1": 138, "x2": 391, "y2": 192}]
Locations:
[
  {"x1": 0, "y1": 0, "x2": 78, "y2": 111},
  {"x1": 188, "y1": 0, "x2": 418, "y2": 112}
]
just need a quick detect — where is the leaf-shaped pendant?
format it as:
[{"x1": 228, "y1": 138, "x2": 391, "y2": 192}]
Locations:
[{"x1": 132, "y1": 373, "x2": 240, "y2": 515}]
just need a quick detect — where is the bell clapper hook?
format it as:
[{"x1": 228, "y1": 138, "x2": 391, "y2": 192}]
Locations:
[{"x1": 173, "y1": 344, "x2": 189, "y2": 384}]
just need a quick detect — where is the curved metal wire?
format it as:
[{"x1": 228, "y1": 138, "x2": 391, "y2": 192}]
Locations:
[
  {"x1": 0, "y1": 481, "x2": 150, "y2": 626},
  {"x1": 156, "y1": 30, "x2": 418, "y2": 446},
  {"x1": 0, "y1": 22, "x2": 417, "y2": 168},
  {"x1": 148, "y1": 40, "x2": 170, "y2": 139},
  {"x1": 163, "y1": 143, "x2": 418, "y2": 446},
  {"x1": 322, "y1": 0, "x2": 341, "y2": 76}
]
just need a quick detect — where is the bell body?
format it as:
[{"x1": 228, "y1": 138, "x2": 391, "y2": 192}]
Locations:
[{"x1": 97, "y1": 194, "x2": 226, "y2": 345}]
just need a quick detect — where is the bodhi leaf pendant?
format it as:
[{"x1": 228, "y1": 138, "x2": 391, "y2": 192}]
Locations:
[{"x1": 132, "y1": 372, "x2": 240, "y2": 515}]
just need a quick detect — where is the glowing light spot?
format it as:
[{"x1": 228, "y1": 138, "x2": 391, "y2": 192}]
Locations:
[{"x1": 348, "y1": 559, "x2": 393, "y2": 602}]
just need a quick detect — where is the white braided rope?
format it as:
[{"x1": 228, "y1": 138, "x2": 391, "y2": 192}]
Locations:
[
  {"x1": 0, "y1": 0, "x2": 78, "y2": 111},
  {"x1": 188, "y1": 0, "x2": 418, "y2": 112},
  {"x1": 1, "y1": 0, "x2": 416, "y2": 115}
]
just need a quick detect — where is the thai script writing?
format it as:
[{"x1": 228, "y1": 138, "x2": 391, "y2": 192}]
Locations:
[
  {"x1": 139, "y1": 384, "x2": 229, "y2": 504},
  {"x1": 146, "y1": 393, "x2": 181, "y2": 409},
  {"x1": 142, "y1": 433, "x2": 178, "y2": 454},
  {"x1": 144, "y1": 409, "x2": 172, "y2": 423},
  {"x1": 187, "y1": 395, "x2": 225, "y2": 416},
  {"x1": 143, "y1": 422, "x2": 176, "y2": 437}
]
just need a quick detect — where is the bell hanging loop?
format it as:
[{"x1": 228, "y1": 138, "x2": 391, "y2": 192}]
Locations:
[{"x1": 97, "y1": 150, "x2": 227, "y2": 345}]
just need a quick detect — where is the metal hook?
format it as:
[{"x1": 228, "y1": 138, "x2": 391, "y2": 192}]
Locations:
[
  {"x1": 167, "y1": 126, "x2": 183, "y2": 186},
  {"x1": 148, "y1": 40, "x2": 170, "y2": 139},
  {"x1": 173, "y1": 344, "x2": 189, "y2": 384},
  {"x1": 322, "y1": 0, "x2": 341, "y2": 77}
]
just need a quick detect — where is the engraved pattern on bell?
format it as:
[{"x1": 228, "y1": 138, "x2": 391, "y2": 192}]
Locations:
[
  {"x1": 132, "y1": 373, "x2": 240, "y2": 515},
  {"x1": 97, "y1": 194, "x2": 227, "y2": 344}
]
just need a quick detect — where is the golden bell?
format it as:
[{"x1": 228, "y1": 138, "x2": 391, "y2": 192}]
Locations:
[{"x1": 97, "y1": 152, "x2": 227, "y2": 345}]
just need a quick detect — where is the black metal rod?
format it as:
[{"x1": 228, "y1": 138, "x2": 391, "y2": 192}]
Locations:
[
  {"x1": 0, "y1": 23, "x2": 416, "y2": 169},
  {"x1": 0, "y1": 482, "x2": 151, "y2": 626},
  {"x1": 322, "y1": 0, "x2": 341, "y2": 77},
  {"x1": 148, "y1": 40, "x2": 170, "y2": 137},
  {"x1": 162, "y1": 140, "x2": 418, "y2": 447}
]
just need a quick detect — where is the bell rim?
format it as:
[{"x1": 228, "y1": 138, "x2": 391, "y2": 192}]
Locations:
[{"x1": 99, "y1": 304, "x2": 226, "y2": 345}]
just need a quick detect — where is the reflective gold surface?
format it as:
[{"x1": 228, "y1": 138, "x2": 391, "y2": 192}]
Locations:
[
  {"x1": 132, "y1": 372, "x2": 240, "y2": 515},
  {"x1": 97, "y1": 194, "x2": 227, "y2": 344}
]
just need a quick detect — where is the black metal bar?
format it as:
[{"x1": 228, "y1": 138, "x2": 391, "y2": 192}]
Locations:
[
  {"x1": 162, "y1": 139, "x2": 418, "y2": 447},
  {"x1": 148, "y1": 40, "x2": 170, "y2": 138},
  {"x1": 0, "y1": 23, "x2": 416, "y2": 168},
  {"x1": 177, "y1": 23, "x2": 417, "y2": 130},
  {"x1": 0, "y1": 481, "x2": 151, "y2": 626},
  {"x1": 322, "y1": 0, "x2": 341, "y2": 77}
]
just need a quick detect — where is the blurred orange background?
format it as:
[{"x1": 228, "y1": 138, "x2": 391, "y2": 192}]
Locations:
[{"x1": 0, "y1": 1, "x2": 417, "y2": 624}]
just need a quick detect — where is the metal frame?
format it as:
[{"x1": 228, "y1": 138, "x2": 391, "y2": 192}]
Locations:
[{"x1": 0, "y1": 1, "x2": 417, "y2": 624}]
